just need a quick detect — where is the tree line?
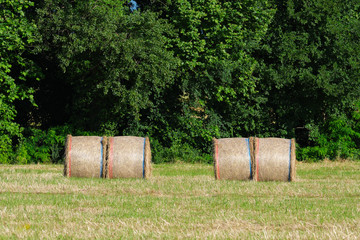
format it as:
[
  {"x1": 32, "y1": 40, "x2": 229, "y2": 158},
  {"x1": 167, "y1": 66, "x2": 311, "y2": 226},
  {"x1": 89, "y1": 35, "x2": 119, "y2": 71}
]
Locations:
[{"x1": 1, "y1": 0, "x2": 360, "y2": 164}]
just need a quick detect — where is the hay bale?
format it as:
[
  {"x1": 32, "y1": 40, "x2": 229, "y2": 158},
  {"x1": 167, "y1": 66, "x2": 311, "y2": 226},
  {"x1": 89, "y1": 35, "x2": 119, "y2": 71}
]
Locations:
[
  {"x1": 253, "y1": 137, "x2": 296, "y2": 182},
  {"x1": 106, "y1": 136, "x2": 152, "y2": 179},
  {"x1": 213, "y1": 137, "x2": 252, "y2": 180},
  {"x1": 64, "y1": 135, "x2": 106, "y2": 178},
  {"x1": 144, "y1": 137, "x2": 152, "y2": 179}
]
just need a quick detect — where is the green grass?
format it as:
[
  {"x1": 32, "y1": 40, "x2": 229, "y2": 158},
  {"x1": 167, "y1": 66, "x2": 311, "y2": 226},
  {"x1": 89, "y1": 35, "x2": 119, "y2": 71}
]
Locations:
[{"x1": 0, "y1": 161, "x2": 359, "y2": 239}]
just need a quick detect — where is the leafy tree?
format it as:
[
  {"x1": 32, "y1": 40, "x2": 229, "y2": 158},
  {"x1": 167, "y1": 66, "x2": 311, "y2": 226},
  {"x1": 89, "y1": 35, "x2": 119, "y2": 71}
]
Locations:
[
  {"x1": 32, "y1": 0, "x2": 178, "y2": 136},
  {"x1": 0, "y1": 0, "x2": 39, "y2": 162},
  {"x1": 137, "y1": 0, "x2": 275, "y2": 156},
  {"x1": 8, "y1": 0, "x2": 358, "y2": 163},
  {"x1": 253, "y1": 0, "x2": 360, "y2": 141}
]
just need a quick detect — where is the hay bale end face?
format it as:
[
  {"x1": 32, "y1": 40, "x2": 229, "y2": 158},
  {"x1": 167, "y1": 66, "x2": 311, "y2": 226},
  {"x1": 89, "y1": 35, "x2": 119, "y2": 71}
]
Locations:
[
  {"x1": 107, "y1": 136, "x2": 152, "y2": 179},
  {"x1": 213, "y1": 138, "x2": 252, "y2": 180},
  {"x1": 144, "y1": 137, "x2": 152, "y2": 179},
  {"x1": 254, "y1": 137, "x2": 296, "y2": 182},
  {"x1": 64, "y1": 135, "x2": 106, "y2": 178}
]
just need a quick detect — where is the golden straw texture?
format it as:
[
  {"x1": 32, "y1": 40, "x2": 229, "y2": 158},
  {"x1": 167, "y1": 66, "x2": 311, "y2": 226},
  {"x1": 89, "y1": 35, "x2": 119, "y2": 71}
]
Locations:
[
  {"x1": 255, "y1": 137, "x2": 295, "y2": 182},
  {"x1": 214, "y1": 138, "x2": 252, "y2": 180},
  {"x1": 110, "y1": 136, "x2": 146, "y2": 179},
  {"x1": 144, "y1": 137, "x2": 152, "y2": 179},
  {"x1": 64, "y1": 136, "x2": 104, "y2": 178}
]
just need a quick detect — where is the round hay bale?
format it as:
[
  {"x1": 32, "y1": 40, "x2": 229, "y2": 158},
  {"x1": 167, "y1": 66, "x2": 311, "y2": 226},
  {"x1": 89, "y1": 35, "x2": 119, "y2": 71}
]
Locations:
[
  {"x1": 107, "y1": 136, "x2": 152, "y2": 179},
  {"x1": 213, "y1": 137, "x2": 252, "y2": 180},
  {"x1": 253, "y1": 137, "x2": 296, "y2": 182},
  {"x1": 64, "y1": 135, "x2": 106, "y2": 178}
]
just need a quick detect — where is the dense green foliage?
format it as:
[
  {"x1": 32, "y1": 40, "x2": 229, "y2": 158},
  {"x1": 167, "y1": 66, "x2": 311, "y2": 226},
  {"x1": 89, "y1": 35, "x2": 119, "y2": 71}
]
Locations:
[
  {"x1": 0, "y1": 0, "x2": 40, "y2": 163},
  {"x1": 253, "y1": 0, "x2": 360, "y2": 160},
  {"x1": 0, "y1": 0, "x2": 359, "y2": 163},
  {"x1": 298, "y1": 101, "x2": 360, "y2": 161},
  {"x1": 136, "y1": 0, "x2": 275, "y2": 161},
  {"x1": 34, "y1": 0, "x2": 178, "y2": 134}
]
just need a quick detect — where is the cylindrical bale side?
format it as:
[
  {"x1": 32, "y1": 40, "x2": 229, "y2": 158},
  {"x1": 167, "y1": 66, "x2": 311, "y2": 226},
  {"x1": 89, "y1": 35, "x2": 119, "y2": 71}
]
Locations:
[
  {"x1": 254, "y1": 137, "x2": 296, "y2": 182},
  {"x1": 64, "y1": 135, "x2": 105, "y2": 178},
  {"x1": 213, "y1": 138, "x2": 252, "y2": 180},
  {"x1": 107, "y1": 136, "x2": 151, "y2": 179}
]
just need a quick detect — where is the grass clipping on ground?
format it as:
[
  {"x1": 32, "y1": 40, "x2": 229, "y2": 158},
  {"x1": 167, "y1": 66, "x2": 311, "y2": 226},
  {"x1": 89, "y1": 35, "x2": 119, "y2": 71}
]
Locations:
[{"x1": 0, "y1": 161, "x2": 359, "y2": 239}]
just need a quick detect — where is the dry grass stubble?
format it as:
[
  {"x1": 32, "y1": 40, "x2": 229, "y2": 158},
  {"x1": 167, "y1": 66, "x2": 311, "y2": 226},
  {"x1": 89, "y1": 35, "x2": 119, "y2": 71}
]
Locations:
[{"x1": 0, "y1": 161, "x2": 359, "y2": 239}]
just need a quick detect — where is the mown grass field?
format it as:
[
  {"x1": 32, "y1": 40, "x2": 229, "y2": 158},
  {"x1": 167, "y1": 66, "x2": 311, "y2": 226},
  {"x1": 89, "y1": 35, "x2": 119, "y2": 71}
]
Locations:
[{"x1": 0, "y1": 161, "x2": 359, "y2": 239}]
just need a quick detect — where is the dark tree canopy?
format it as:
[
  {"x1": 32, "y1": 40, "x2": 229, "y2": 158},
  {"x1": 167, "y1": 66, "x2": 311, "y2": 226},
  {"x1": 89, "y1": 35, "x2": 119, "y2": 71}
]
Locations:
[
  {"x1": 254, "y1": 0, "x2": 360, "y2": 137},
  {"x1": 1, "y1": 0, "x2": 360, "y2": 163},
  {"x1": 0, "y1": 0, "x2": 39, "y2": 162},
  {"x1": 33, "y1": 0, "x2": 178, "y2": 134}
]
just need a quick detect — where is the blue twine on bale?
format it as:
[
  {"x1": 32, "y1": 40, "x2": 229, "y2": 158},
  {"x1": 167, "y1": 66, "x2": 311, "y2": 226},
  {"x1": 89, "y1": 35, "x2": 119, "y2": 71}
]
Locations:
[
  {"x1": 100, "y1": 137, "x2": 104, "y2": 178},
  {"x1": 288, "y1": 139, "x2": 291, "y2": 181},
  {"x1": 246, "y1": 138, "x2": 252, "y2": 179},
  {"x1": 142, "y1": 138, "x2": 146, "y2": 178}
]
